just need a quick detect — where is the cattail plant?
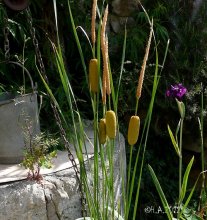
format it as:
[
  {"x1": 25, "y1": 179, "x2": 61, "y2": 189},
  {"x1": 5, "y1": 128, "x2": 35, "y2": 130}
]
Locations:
[
  {"x1": 127, "y1": 116, "x2": 140, "y2": 145},
  {"x1": 105, "y1": 110, "x2": 116, "y2": 139},
  {"x1": 89, "y1": 58, "x2": 99, "y2": 93},
  {"x1": 50, "y1": 1, "x2": 169, "y2": 219},
  {"x1": 126, "y1": 19, "x2": 156, "y2": 220},
  {"x1": 99, "y1": 118, "x2": 107, "y2": 144}
]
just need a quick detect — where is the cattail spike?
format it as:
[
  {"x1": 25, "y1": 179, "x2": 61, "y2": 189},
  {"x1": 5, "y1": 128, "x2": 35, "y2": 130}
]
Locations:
[
  {"x1": 101, "y1": 5, "x2": 109, "y2": 104},
  {"x1": 89, "y1": 59, "x2": 98, "y2": 93},
  {"x1": 136, "y1": 25, "x2": 153, "y2": 99},
  {"x1": 105, "y1": 110, "x2": 116, "y2": 139},
  {"x1": 102, "y1": 65, "x2": 107, "y2": 104},
  {"x1": 128, "y1": 116, "x2": 140, "y2": 145},
  {"x1": 99, "y1": 118, "x2": 107, "y2": 144},
  {"x1": 105, "y1": 36, "x2": 111, "y2": 95},
  {"x1": 91, "y1": 0, "x2": 97, "y2": 47},
  {"x1": 101, "y1": 5, "x2": 108, "y2": 51}
]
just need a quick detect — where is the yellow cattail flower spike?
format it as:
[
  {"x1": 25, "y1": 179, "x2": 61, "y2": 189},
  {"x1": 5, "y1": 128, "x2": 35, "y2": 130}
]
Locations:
[
  {"x1": 128, "y1": 116, "x2": 140, "y2": 145},
  {"x1": 99, "y1": 119, "x2": 107, "y2": 144},
  {"x1": 105, "y1": 110, "x2": 116, "y2": 139},
  {"x1": 89, "y1": 59, "x2": 98, "y2": 93}
]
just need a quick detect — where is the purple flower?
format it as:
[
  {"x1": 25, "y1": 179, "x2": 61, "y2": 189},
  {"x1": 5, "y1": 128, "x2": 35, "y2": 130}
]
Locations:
[{"x1": 166, "y1": 83, "x2": 187, "y2": 100}]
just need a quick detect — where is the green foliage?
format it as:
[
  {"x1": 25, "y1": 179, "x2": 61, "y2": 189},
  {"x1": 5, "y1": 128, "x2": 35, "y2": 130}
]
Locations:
[
  {"x1": 149, "y1": 156, "x2": 196, "y2": 220},
  {"x1": 21, "y1": 116, "x2": 58, "y2": 181},
  {"x1": 148, "y1": 164, "x2": 174, "y2": 220},
  {"x1": 123, "y1": 3, "x2": 169, "y2": 62}
]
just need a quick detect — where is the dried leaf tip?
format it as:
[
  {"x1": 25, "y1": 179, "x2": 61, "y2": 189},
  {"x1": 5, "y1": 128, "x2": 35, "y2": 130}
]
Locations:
[
  {"x1": 136, "y1": 25, "x2": 153, "y2": 99},
  {"x1": 91, "y1": 0, "x2": 97, "y2": 47}
]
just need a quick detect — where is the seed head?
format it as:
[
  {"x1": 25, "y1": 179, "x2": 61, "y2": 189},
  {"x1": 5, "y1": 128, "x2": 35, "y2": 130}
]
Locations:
[
  {"x1": 101, "y1": 5, "x2": 110, "y2": 104},
  {"x1": 127, "y1": 116, "x2": 140, "y2": 145},
  {"x1": 99, "y1": 118, "x2": 107, "y2": 144},
  {"x1": 136, "y1": 26, "x2": 153, "y2": 98},
  {"x1": 105, "y1": 110, "x2": 116, "y2": 139},
  {"x1": 91, "y1": 0, "x2": 97, "y2": 47},
  {"x1": 89, "y1": 59, "x2": 99, "y2": 93}
]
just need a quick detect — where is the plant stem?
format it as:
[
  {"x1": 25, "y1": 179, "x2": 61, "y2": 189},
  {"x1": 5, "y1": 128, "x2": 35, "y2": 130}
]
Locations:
[
  {"x1": 200, "y1": 87, "x2": 205, "y2": 177},
  {"x1": 198, "y1": 86, "x2": 206, "y2": 213},
  {"x1": 110, "y1": 139, "x2": 115, "y2": 220},
  {"x1": 93, "y1": 93, "x2": 99, "y2": 215},
  {"x1": 178, "y1": 118, "x2": 183, "y2": 217},
  {"x1": 135, "y1": 97, "x2": 139, "y2": 116},
  {"x1": 126, "y1": 145, "x2": 133, "y2": 215}
]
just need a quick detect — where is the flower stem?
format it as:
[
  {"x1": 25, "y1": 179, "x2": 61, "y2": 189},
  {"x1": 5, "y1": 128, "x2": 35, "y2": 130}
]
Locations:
[
  {"x1": 135, "y1": 97, "x2": 139, "y2": 116},
  {"x1": 178, "y1": 118, "x2": 183, "y2": 217},
  {"x1": 200, "y1": 88, "x2": 205, "y2": 177}
]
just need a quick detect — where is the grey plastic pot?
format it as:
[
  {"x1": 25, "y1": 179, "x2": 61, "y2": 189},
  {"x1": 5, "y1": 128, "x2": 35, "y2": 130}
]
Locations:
[{"x1": 0, "y1": 62, "x2": 40, "y2": 164}]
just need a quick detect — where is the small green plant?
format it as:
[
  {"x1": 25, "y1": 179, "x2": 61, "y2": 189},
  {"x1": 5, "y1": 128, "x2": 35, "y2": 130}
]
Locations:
[{"x1": 21, "y1": 117, "x2": 58, "y2": 181}]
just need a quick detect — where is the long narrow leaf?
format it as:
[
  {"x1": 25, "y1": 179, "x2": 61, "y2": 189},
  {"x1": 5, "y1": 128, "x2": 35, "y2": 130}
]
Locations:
[
  {"x1": 115, "y1": 22, "x2": 127, "y2": 106},
  {"x1": 167, "y1": 125, "x2": 180, "y2": 157},
  {"x1": 179, "y1": 156, "x2": 194, "y2": 203},
  {"x1": 180, "y1": 170, "x2": 207, "y2": 217},
  {"x1": 76, "y1": 26, "x2": 93, "y2": 53},
  {"x1": 67, "y1": 0, "x2": 88, "y2": 84},
  {"x1": 148, "y1": 165, "x2": 173, "y2": 220}
]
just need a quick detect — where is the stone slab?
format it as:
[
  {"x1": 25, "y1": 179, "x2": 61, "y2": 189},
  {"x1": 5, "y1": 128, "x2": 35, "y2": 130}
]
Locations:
[{"x1": 0, "y1": 121, "x2": 126, "y2": 220}]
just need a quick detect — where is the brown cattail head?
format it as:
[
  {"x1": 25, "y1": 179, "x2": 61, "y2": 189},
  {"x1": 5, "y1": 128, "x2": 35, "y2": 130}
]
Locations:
[
  {"x1": 101, "y1": 5, "x2": 110, "y2": 104},
  {"x1": 127, "y1": 116, "x2": 140, "y2": 145},
  {"x1": 102, "y1": 63, "x2": 107, "y2": 104},
  {"x1": 101, "y1": 5, "x2": 108, "y2": 52},
  {"x1": 136, "y1": 26, "x2": 153, "y2": 99},
  {"x1": 99, "y1": 118, "x2": 107, "y2": 144},
  {"x1": 89, "y1": 59, "x2": 99, "y2": 93},
  {"x1": 91, "y1": 0, "x2": 97, "y2": 47},
  {"x1": 105, "y1": 36, "x2": 111, "y2": 95},
  {"x1": 105, "y1": 110, "x2": 116, "y2": 139}
]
